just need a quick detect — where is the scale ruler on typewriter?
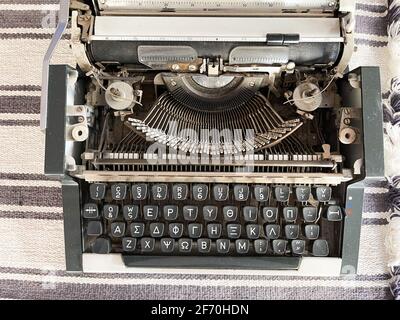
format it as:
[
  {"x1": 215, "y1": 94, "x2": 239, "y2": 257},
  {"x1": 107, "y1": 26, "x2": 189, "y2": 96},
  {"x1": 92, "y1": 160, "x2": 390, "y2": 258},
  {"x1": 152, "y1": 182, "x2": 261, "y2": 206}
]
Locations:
[{"x1": 98, "y1": 0, "x2": 338, "y2": 14}]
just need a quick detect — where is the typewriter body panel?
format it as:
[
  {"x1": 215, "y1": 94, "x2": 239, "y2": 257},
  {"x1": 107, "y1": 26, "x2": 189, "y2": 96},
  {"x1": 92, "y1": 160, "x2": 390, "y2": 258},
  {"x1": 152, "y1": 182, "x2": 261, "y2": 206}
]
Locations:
[{"x1": 42, "y1": 0, "x2": 385, "y2": 274}]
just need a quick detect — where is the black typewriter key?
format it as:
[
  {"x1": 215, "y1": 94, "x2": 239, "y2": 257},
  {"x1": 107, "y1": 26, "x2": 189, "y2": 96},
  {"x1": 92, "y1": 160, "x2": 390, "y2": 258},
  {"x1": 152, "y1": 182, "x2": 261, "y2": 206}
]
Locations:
[
  {"x1": 90, "y1": 183, "x2": 106, "y2": 200},
  {"x1": 87, "y1": 221, "x2": 103, "y2": 236},
  {"x1": 265, "y1": 224, "x2": 280, "y2": 239},
  {"x1": 213, "y1": 184, "x2": 229, "y2": 201},
  {"x1": 123, "y1": 205, "x2": 139, "y2": 221},
  {"x1": 254, "y1": 239, "x2": 268, "y2": 254},
  {"x1": 169, "y1": 223, "x2": 184, "y2": 238},
  {"x1": 183, "y1": 205, "x2": 198, "y2": 221},
  {"x1": 163, "y1": 205, "x2": 178, "y2": 220},
  {"x1": 291, "y1": 240, "x2": 306, "y2": 255},
  {"x1": 285, "y1": 225, "x2": 299, "y2": 240},
  {"x1": 312, "y1": 239, "x2": 329, "y2": 257},
  {"x1": 149, "y1": 223, "x2": 164, "y2": 237},
  {"x1": 254, "y1": 185, "x2": 269, "y2": 202},
  {"x1": 216, "y1": 239, "x2": 230, "y2": 253},
  {"x1": 295, "y1": 186, "x2": 311, "y2": 202},
  {"x1": 141, "y1": 237, "x2": 155, "y2": 252},
  {"x1": 223, "y1": 206, "x2": 238, "y2": 221},
  {"x1": 188, "y1": 223, "x2": 203, "y2": 238},
  {"x1": 160, "y1": 238, "x2": 175, "y2": 253},
  {"x1": 235, "y1": 239, "x2": 249, "y2": 254},
  {"x1": 111, "y1": 222, "x2": 126, "y2": 238},
  {"x1": 178, "y1": 239, "x2": 192, "y2": 253},
  {"x1": 130, "y1": 223, "x2": 145, "y2": 237},
  {"x1": 131, "y1": 184, "x2": 148, "y2": 201},
  {"x1": 111, "y1": 183, "x2": 128, "y2": 200},
  {"x1": 143, "y1": 205, "x2": 158, "y2": 220},
  {"x1": 262, "y1": 207, "x2": 278, "y2": 222},
  {"x1": 243, "y1": 206, "x2": 257, "y2": 222},
  {"x1": 203, "y1": 206, "x2": 218, "y2": 221},
  {"x1": 197, "y1": 239, "x2": 211, "y2": 253},
  {"x1": 246, "y1": 224, "x2": 260, "y2": 239},
  {"x1": 207, "y1": 223, "x2": 222, "y2": 238},
  {"x1": 122, "y1": 237, "x2": 136, "y2": 252},
  {"x1": 315, "y1": 186, "x2": 332, "y2": 202},
  {"x1": 83, "y1": 203, "x2": 99, "y2": 219},
  {"x1": 234, "y1": 185, "x2": 249, "y2": 201},
  {"x1": 272, "y1": 239, "x2": 288, "y2": 255},
  {"x1": 192, "y1": 184, "x2": 208, "y2": 201},
  {"x1": 92, "y1": 237, "x2": 112, "y2": 254},
  {"x1": 327, "y1": 205, "x2": 343, "y2": 221},
  {"x1": 227, "y1": 224, "x2": 241, "y2": 239},
  {"x1": 303, "y1": 207, "x2": 318, "y2": 223},
  {"x1": 103, "y1": 204, "x2": 119, "y2": 221},
  {"x1": 172, "y1": 184, "x2": 188, "y2": 201},
  {"x1": 305, "y1": 224, "x2": 320, "y2": 240},
  {"x1": 283, "y1": 207, "x2": 298, "y2": 222},
  {"x1": 152, "y1": 184, "x2": 168, "y2": 201},
  {"x1": 274, "y1": 186, "x2": 290, "y2": 202}
]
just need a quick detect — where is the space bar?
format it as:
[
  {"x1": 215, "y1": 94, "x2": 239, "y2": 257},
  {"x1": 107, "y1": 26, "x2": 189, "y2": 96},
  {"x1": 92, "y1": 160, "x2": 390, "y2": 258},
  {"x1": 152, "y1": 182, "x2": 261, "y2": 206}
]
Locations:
[{"x1": 122, "y1": 256, "x2": 301, "y2": 270}]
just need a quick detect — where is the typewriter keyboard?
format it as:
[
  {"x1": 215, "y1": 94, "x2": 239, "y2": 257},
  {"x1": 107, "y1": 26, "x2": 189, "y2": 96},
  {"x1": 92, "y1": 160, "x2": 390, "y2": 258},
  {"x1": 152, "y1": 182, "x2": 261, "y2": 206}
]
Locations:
[{"x1": 82, "y1": 183, "x2": 344, "y2": 258}]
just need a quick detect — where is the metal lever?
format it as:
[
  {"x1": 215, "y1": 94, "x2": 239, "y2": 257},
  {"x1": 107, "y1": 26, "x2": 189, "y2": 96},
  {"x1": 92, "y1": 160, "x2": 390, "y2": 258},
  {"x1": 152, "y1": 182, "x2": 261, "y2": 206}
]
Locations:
[{"x1": 40, "y1": 0, "x2": 70, "y2": 131}]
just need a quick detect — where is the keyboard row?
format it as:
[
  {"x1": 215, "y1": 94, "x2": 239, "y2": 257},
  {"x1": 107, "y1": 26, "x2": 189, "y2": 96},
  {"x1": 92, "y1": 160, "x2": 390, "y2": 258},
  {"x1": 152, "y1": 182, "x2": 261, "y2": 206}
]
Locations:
[
  {"x1": 90, "y1": 237, "x2": 330, "y2": 257},
  {"x1": 83, "y1": 203, "x2": 343, "y2": 222},
  {"x1": 87, "y1": 221, "x2": 323, "y2": 240},
  {"x1": 89, "y1": 183, "x2": 333, "y2": 202}
]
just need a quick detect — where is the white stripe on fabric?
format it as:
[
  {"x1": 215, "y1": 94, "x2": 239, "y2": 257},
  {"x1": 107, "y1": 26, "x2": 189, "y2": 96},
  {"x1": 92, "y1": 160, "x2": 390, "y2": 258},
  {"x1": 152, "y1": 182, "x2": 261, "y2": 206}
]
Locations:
[
  {"x1": 0, "y1": 4, "x2": 59, "y2": 11},
  {"x1": 364, "y1": 187, "x2": 389, "y2": 194},
  {"x1": 0, "y1": 126, "x2": 45, "y2": 174},
  {"x1": 0, "y1": 204, "x2": 62, "y2": 213},
  {"x1": 0, "y1": 180, "x2": 60, "y2": 187},
  {"x1": 0, "y1": 218, "x2": 65, "y2": 270},
  {"x1": 0, "y1": 39, "x2": 74, "y2": 86},
  {"x1": 0, "y1": 91, "x2": 41, "y2": 97},
  {"x1": 0, "y1": 114, "x2": 40, "y2": 121}
]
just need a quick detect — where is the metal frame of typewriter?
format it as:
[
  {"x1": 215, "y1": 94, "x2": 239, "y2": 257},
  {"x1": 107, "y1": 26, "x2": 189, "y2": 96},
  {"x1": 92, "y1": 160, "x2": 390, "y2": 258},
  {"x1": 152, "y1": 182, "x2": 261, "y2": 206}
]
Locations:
[{"x1": 42, "y1": 0, "x2": 385, "y2": 275}]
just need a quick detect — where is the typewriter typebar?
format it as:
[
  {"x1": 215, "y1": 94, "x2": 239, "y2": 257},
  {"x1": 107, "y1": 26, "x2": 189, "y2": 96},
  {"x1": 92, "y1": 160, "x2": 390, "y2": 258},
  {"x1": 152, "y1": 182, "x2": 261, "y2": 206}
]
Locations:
[{"x1": 42, "y1": 0, "x2": 385, "y2": 275}]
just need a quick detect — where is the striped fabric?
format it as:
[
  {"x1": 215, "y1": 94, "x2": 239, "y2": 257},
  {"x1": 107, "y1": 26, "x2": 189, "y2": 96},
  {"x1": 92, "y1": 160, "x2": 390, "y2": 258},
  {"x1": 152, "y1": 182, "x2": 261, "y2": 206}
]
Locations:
[{"x1": 0, "y1": 0, "x2": 394, "y2": 300}]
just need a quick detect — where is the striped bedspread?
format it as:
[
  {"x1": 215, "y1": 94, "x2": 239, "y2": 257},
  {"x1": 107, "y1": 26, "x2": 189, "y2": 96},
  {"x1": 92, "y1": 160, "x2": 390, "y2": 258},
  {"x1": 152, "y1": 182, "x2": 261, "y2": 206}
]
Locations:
[{"x1": 0, "y1": 0, "x2": 395, "y2": 299}]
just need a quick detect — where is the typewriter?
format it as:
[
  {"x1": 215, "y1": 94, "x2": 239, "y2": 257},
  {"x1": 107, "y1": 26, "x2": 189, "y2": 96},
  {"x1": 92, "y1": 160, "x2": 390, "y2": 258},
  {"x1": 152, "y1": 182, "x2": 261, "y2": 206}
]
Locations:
[{"x1": 41, "y1": 0, "x2": 385, "y2": 275}]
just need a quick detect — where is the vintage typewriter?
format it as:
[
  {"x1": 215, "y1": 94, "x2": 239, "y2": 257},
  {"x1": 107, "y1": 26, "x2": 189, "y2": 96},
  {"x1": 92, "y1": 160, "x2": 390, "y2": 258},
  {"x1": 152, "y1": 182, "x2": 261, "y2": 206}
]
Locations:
[{"x1": 41, "y1": 0, "x2": 385, "y2": 274}]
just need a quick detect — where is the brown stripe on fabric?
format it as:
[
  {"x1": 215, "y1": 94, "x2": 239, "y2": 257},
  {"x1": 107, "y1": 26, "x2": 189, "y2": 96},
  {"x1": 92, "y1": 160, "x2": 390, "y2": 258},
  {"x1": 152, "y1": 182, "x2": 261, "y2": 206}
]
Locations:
[
  {"x1": 355, "y1": 38, "x2": 388, "y2": 47},
  {"x1": 362, "y1": 218, "x2": 389, "y2": 226},
  {"x1": 0, "y1": 10, "x2": 58, "y2": 29},
  {"x1": 0, "y1": 185, "x2": 62, "y2": 207},
  {"x1": 0, "y1": 280, "x2": 392, "y2": 300},
  {"x1": 0, "y1": 119, "x2": 39, "y2": 127},
  {"x1": 0, "y1": 173, "x2": 51, "y2": 180},
  {"x1": 355, "y1": 15, "x2": 388, "y2": 36},
  {"x1": 0, "y1": 33, "x2": 70, "y2": 40},
  {"x1": 0, "y1": 96, "x2": 40, "y2": 114},
  {"x1": 0, "y1": 11, "x2": 72, "y2": 29},
  {"x1": 0, "y1": 211, "x2": 62, "y2": 220},
  {"x1": 0, "y1": 85, "x2": 41, "y2": 91},
  {"x1": 0, "y1": 266, "x2": 392, "y2": 282},
  {"x1": 356, "y1": 3, "x2": 388, "y2": 13},
  {"x1": 364, "y1": 180, "x2": 389, "y2": 188},
  {"x1": 363, "y1": 192, "x2": 390, "y2": 213}
]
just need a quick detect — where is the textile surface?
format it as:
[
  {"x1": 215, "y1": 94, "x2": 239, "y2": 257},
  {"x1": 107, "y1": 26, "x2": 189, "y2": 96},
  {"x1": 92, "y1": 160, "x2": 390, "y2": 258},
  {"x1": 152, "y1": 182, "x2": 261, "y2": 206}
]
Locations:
[{"x1": 0, "y1": 0, "x2": 395, "y2": 299}]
